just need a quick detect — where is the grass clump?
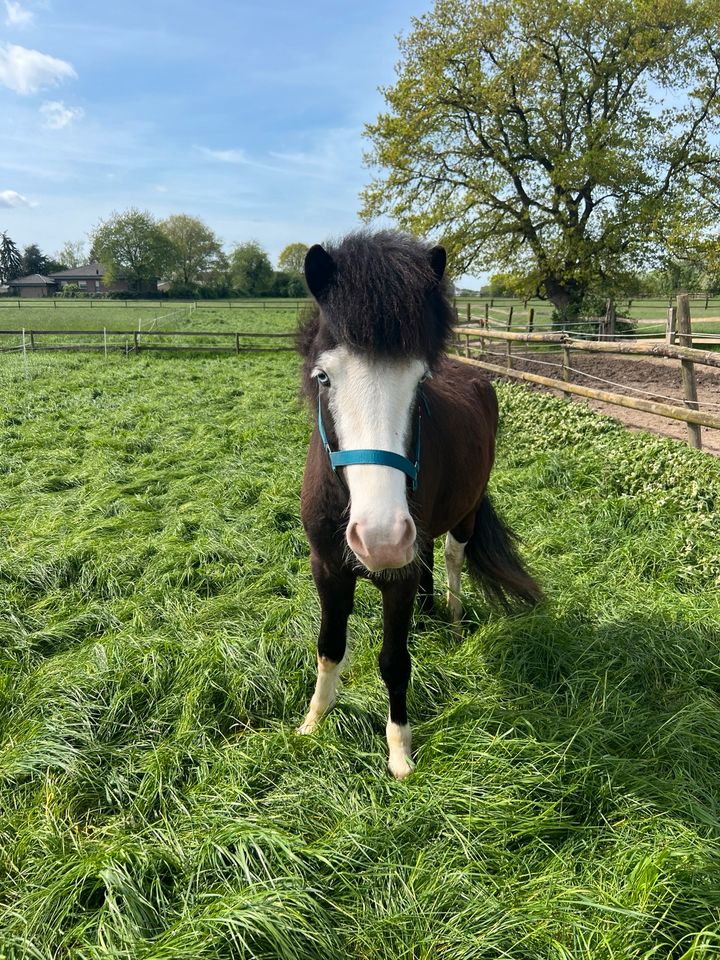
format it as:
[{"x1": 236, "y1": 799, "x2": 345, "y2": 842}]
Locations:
[{"x1": 0, "y1": 351, "x2": 719, "y2": 958}]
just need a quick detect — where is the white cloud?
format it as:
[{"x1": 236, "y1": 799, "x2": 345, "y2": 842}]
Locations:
[
  {"x1": 0, "y1": 188, "x2": 32, "y2": 207},
  {"x1": 40, "y1": 99, "x2": 84, "y2": 129},
  {"x1": 198, "y1": 146, "x2": 249, "y2": 164},
  {"x1": 0, "y1": 43, "x2": 76, "y2": 95},
  {"x1": 4, "y1": 1, "x2": 34, "y2": 27}
]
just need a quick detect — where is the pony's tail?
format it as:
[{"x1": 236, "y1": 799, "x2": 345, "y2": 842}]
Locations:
[{"x1": 464, "y1": 495, "x2": 543, "y2": 611}]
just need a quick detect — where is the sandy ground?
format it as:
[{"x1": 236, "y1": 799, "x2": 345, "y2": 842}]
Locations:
[{"x1": 488, "y1": 350, "x2": 720, "y2": 456}]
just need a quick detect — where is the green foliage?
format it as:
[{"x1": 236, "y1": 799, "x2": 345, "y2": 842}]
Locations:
[
  {"x1": 53, "y1": 239, "x2": 88, "y2": 270},
  {"x1": 271, "y1": 270, "x2": 307, "y2": 298},
  {"x1": 160, "y1": 214, "x2": 224, "y2": 286},
  {"x1": 362, "y1": 0, "x2": 720, "y2": 314},
  {"x1": 91, "y1": 208, "x2": 178, "y2": 293},
  {"x1": 277, "y1": 242, "x2": 309, "y2": 276},
  {"x1": 0, "y1": 346, "x2": 719, "y2": 957},
  {"x1": 20, "y1": 244, "x2": 51, "y2": 277},
  {"x1": 0, "y1": 230, "x2": 22, "y2": 283},
  {"x1": 230, "y1": 241, "x2": 274, "y2": 296}
]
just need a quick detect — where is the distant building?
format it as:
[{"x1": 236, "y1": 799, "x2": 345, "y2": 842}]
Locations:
[
  {"x1": 6, "y1": 261, "x2": 158, "y2": 297},
  {"x1": 7, "y1": 274, "x2": 57, "y2": 298}
]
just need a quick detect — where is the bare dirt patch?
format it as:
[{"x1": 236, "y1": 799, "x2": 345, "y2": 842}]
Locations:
[{"x1": 491, "y1": 350, "x2": 720, "y2": 455}]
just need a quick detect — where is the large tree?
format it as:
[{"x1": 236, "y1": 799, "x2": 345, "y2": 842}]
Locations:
[
  {"x1": 54, "y1": 239, "x2": 88, "y2": 269},
  {"x1": 160, "y1": 214, "x2": 223, "y2": 285},
  {"x1": 277, "y1": 242, "x2": 309, "y2": 275},
  {"x1": 361, "y1": 0, "x2": 720, "y2": 318},
  {"x1": 91, "y1": 208, "x2": 177, "y2": 291},
  {"x1": 0, "y1": 231, "x2": 22, "y2": 283},
  {"x1": 20, "y1": 244, "x2": 63, "y2": 276},
  {"x1": 229, "y1": 241, "x2": 274, "y2": 296}
]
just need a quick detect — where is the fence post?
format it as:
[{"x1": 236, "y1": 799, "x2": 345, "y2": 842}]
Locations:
[
  {"x1": 676, "y1": 293, "x2": 702, "y2": 450},
  {"x1": 30, "y1": 331, "x2": 35, "y2": 352},
  {"x1": 505, "y1": 306, "x2": 514, "y2": 369},
  {"x1": 235, "y1": 332, "x2": 240, "y2": 354},
  {"x1": 484, "y1": 302, "x2": 489, "y2": 327},
  {"x1": 561, "y1": 345, "x2": 571, "y2": 399},
  {"x1": 665, "y1": 306, "x2": 677, "y2": 345},
  {"x1": 466, "y1": 302, "x2": 471, "y2": 324},
  {"x1": 604, "y1": 298, "x2": 616, "y2": 340},
  {"x1": 133, "y1": 330, "x2": 139, "y2": 353},
  {"x1": 528, "y1": 307, "x2": 534, "y2": 332}
]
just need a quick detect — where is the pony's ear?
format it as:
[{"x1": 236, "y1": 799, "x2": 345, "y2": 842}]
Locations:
[
  {"x1": 429, "y1": 245, "x2": 446, "y2": 283},
  {"x1": 304, "y1": 244, "x2": 336, "y2": 300}
]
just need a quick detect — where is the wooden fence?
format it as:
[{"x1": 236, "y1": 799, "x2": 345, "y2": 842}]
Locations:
[
  {"x1": 455, "y1": 293, "x2": 719, "y2": 450},
  {"x1": 3, "y1": 293, "x2": 719, "y2": 451}
]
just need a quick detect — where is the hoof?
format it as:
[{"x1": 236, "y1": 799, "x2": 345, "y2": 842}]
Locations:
[
  {"x1": 388, "y1": 754, "x2": 415, "y2": 780},
  {"x1": 386, "y1": 720, "x2": 413, "y2": 780},
  {"x1": 296, "y1": 716, "x2": 319, "y2": 735}
]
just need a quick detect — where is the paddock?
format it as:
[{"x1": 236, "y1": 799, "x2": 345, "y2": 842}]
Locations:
[{"x1": 1, "y1": 344, "x2": 719, "y2": 956}]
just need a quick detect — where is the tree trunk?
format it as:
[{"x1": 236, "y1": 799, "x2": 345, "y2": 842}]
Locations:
[{"x1": 544, "y1": 277, "x2": 587, "y2": 327}]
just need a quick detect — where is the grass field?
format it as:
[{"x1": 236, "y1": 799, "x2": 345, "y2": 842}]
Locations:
[{"x1": 1, "y1": 342, "x2": 720, "y2": 957}]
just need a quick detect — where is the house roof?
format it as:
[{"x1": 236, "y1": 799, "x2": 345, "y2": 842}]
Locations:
[
  {"x1": 10, "y1": 274, "x2": 57, "y2": 286},
  {"x1": 50, "y1": 261, "x2": 106, "y2": 280}
]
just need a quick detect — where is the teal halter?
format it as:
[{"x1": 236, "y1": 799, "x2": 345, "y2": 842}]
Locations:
[{"x1": 317, "y1": 390, "x2": 426, "y2": 492}]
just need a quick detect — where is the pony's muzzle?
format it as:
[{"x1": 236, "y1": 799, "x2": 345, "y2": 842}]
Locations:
[{"x1": 346, "y1": 513, "x2": 417, "y2": 571}]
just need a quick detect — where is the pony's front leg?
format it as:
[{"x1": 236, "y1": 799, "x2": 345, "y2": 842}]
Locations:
[
  {"x1": 378, "y1": 577, "x2": 418, "y2": 779},
  {"x1": 298, "y1": 559, "x2": 356, "y2": 734}
]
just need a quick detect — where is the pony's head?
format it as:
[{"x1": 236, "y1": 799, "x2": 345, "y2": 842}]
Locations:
[{"x1": 299, "y1": 231, "x2": 454, "y2": 572}]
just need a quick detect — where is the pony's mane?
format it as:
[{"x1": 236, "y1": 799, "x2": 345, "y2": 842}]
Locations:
[{"x1": 297, "y1": 231, "x2": 455, "y2": 384}]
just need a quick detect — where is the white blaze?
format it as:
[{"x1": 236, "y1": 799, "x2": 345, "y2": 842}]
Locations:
[{"x1": 315, "y1": 346, "x2": 425, "y2": 571}]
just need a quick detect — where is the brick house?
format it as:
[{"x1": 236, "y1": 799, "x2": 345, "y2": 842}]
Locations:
[{"x1": 7, "y1": 261, "x2": 158, "y2": 297}]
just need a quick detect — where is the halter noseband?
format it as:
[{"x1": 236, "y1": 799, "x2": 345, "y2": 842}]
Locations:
[{"x1": 317, "y1": 390, "x2": 427, "y2": 492}]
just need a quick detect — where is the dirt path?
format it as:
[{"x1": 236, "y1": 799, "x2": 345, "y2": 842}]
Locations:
[{"x1": 492, "y1": 351, "x2": 720, "y2": 456}]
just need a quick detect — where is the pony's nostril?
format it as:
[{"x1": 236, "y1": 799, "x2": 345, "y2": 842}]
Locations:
[
  {"x1": 399, "y1": 517, "x2": 416, "y2": 548},
  {"x1": 346, "y1": 521, "x2": 366, "y2": 555}
]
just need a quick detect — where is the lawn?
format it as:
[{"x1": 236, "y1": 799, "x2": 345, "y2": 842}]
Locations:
[{"x1": 1, "y1": 345, "x2": 719, "y2": 958}]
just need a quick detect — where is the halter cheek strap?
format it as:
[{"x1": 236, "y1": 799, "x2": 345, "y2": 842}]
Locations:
[{"x1": 317, "y1": 391, "x2": 426, "y2": 492}]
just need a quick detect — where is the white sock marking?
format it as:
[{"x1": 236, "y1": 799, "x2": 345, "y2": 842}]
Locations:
[
  {"x1": 386, "y1": 718, "x2": 414, "y2": 779},
  {"x1": 297, "y1": 656, "x2": 343, "y2": 734}
]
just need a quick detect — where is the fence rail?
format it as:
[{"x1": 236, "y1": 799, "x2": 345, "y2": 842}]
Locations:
[{"x1": 455, "y1": 293, "x2": 718, "y2": 450}]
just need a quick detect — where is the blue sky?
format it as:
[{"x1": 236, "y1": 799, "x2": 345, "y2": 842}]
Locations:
[{"x1": 1, "y1": 0, "x2": 482, "y2": 281}]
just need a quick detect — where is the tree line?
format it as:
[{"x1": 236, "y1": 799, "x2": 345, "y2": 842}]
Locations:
[{"x1": 0, "y1": 212, "x2": 310, "y2": 299}]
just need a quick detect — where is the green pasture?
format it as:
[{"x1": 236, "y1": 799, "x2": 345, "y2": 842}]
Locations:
[{"x1": 1, "y1": 342, "x2": 720, "y2": 958}]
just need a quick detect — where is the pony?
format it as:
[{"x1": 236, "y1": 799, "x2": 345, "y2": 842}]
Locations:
[{"x1": 296, "y1": 231, "x2": 541, "y2": 778}]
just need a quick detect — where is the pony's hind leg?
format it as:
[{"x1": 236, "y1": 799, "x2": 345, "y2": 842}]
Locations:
[
  {"x1": 444, "y1": 532, "x2": 467, "y2": 624},
  {"x1": 379, "y1": 577, "x2": 418, "y2": 779},
  {"x1": 298, "y1": 562, "x2": 356, "y2": 734}
]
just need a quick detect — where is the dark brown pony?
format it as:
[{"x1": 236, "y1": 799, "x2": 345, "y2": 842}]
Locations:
[{"x1": 297, "y1": 231, "x2": 541, "y2": 777}]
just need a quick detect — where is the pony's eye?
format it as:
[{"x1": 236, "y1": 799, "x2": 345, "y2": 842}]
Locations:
[{"x1": 315, "y1": 370, "x2": 331, "y2": 387}]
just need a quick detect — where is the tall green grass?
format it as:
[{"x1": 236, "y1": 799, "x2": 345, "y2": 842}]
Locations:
[{"x1": 0, "y1": 349, "x2": 719, "y2": 958}]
